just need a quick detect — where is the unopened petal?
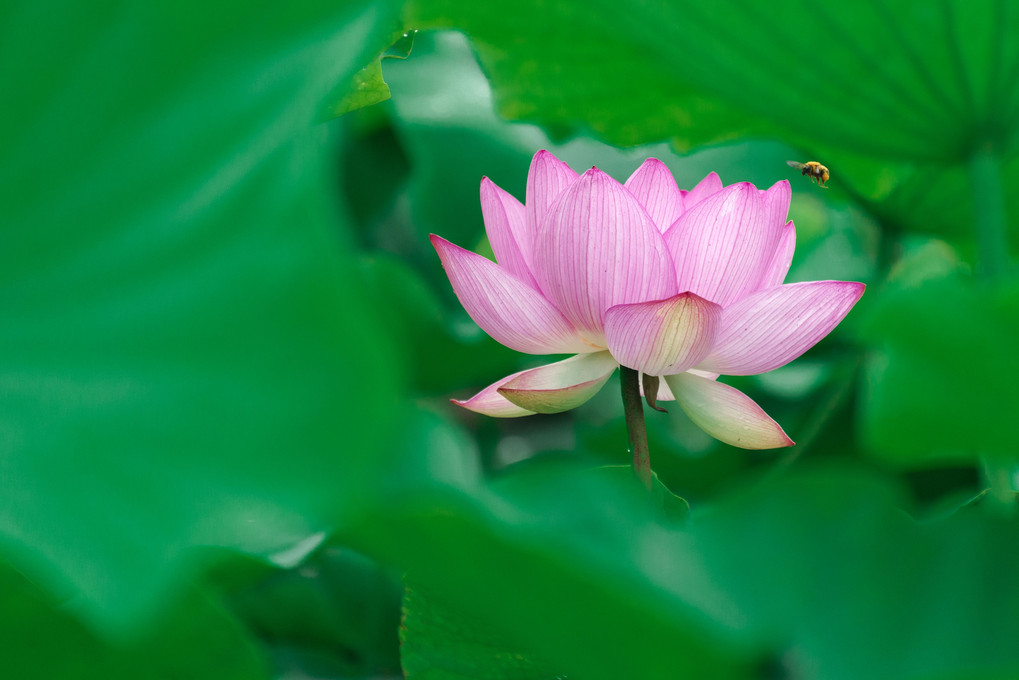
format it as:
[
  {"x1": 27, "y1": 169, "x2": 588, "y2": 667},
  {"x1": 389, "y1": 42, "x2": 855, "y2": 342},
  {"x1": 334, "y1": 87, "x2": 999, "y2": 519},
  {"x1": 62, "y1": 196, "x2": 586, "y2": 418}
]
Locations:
[
  {"x1": 698, "y1": 281, "x2": 866, "y2": 375},
  {"x1": 680, "y1": 171, "x2": 723, "y2": 212},
  {"x1": 526, "y1": 150, "x2": 577, "y2": 237},
  {"x1": 453, "y1": 370, "x2": 537, "y2": 418},
  {"x1": 497, "y1": 352, "x2": 618, "y2": 414},
  {"x1": 758, "y1": 221, "x2": 796, "y2": 290},
  {"x1": 481, "y1": 177, "x2": 535, "y2": 286},
  {"x1": 665, "y1": 182, "x2": 777, "y2": 307},
  {"x1": 534, "y1": 168, "x2": 678, "y2": 344},
  {"x1": 431, "y1": 235, "x2": 592, "y2": 355},
  {"x1": 624, "y1": 158, "x2": 683, "y2": 233},
  {"x1": 604, "y1": 293, "x2": 721, "y2": 376},
  {"x1": 665, "y1": 373, "x2": 793, "y2": 449}
]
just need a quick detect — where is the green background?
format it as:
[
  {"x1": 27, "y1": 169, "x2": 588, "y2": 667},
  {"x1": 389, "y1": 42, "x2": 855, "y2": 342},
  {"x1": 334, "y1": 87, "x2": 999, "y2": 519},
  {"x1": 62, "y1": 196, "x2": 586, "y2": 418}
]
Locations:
[{"x1": 2, "y1": 1, "x2": 1017, "y2": 678}]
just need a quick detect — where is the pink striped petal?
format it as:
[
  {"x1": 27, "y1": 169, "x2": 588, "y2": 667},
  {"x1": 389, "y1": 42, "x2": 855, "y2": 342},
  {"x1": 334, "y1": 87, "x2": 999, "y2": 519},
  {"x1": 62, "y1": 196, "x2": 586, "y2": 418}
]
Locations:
[
  {"x1": 525, "y1": 150, "x2": 577, "y2": 238},
  {"x1": 604, "y1": 293, "x2": 721, "y2": 376},
  {"x1": 760, "y1": 180, "x2": 791, "y2": 234},
  {"x1": 453, "y1": 369, "x2": 537, "y2": 418},
  {"x1": 758, "y1": 221, "x2": 796, "y2": 290},
  {"x1": 680, "y1": 171, "x2": 723, "y2": 211},
  {"x1": 497, "y1": 352, "x2": 618, "y2": 414},
  {"x1": 665, "y1": 372, "x2": 793, "y2": 449},
  {"x1": 751, "y1": 181, "x2": 792, "y2": 291},
  {"x1": 665, "y1": 182, "x2": 776, "y2": 307},
  {"x1": 624, "y1": 158, "x2": 683, "y2": 233},
  {"x1": 431, "y1": 235, "x2": 592, "y2": 355},
  {"x1": 481, "y1": 177, "x2": 535, "y2": 287},
  {"x1": 698, "y1": 281, "x2": 866, "y2": 376},
  {"x1": 533, "y1": 168, "x2": 678, "y2": 345}
]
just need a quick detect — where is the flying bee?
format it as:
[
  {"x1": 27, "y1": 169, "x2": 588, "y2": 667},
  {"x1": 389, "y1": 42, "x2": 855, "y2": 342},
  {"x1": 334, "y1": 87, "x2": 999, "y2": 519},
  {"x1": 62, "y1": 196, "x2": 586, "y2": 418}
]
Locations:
[{"x1": 787, "y1": 160, "x2": 830, "y2": 188}]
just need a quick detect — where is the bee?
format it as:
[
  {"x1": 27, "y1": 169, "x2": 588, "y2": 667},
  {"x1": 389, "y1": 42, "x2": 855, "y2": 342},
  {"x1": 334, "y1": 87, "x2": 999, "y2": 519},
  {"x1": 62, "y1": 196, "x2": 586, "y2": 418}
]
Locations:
[{"x1": 787, "y1": 160, "x2": 830, "y2": 188}]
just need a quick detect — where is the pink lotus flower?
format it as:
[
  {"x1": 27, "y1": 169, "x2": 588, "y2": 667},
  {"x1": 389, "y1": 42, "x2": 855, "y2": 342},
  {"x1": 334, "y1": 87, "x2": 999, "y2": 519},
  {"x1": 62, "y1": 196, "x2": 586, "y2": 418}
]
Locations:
[{"x1": 431, "y1": 151, "x2": 864, "y2": 449}]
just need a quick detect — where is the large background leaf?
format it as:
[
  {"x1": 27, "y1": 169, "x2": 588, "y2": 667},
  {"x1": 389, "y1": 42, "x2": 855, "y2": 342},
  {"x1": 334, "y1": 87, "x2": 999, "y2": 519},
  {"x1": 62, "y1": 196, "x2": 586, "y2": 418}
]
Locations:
[
  {"x1": 404, "y1": 0, "x2": 1019, "y2": 258},
  {"x1": 406, "y1": 0, "x2": 1019, "y2": 159}
]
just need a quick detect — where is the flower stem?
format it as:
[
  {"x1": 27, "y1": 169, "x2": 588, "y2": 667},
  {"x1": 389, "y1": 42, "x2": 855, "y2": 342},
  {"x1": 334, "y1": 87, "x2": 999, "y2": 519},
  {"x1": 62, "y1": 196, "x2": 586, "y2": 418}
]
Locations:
[
  {"x1": 619, "y1": 366, "x2": 652, "y2": 491},
  {"x1": 970, "y1": 145, "x2": 1015, "y2": 513},
  {"x1": 969, "y1": 146, "x2": 1011, "y2": 281}
]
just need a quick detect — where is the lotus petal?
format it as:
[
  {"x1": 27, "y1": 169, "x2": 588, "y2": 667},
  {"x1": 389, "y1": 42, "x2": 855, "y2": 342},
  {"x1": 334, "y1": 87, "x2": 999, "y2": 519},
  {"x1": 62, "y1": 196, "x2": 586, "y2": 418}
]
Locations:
[
  {"x1": 604, "y1": 292, "x2": 721, "y2": 376},
  {"x1": 624, "y1": 158, "x2": 683, "y2": 233},
  {"x1": 698, "y1": 281, "x2": 866, "y2": 375},
  {"x1": 481, "y1": 177, "x2": 535, "y2": 286},
  {"x1": 525, "y1": 150, "x2": 577, "y2": 246},
  {"x1": 665, "y1": 372, "x2": 793, "y2": 449},
  {"x1": 498, "y1": 352, "x2": 618, "y2": 413},
  {"x1": 688, "y1": 368, "x2": 720, "y2": 380},
  {"x1": 760, "y1": 180, "x2": 791, "y2": 234},
  {"x1": 680, "y1": 171, "x2": 724, "y2": 212},
  {"x1": 534, "y1": 168, "x2": 677, "y2": 344},
  {"x1": 665, "y1": 182, "x2": 777, "y2": 307},
  {"x1": 453, "y1": 370, "x2": 537, "y2": 418},
  {"x1": 431, "y1": 235, "x2": 592, "y2": 355},
  {"x1": 758, "y1": 220, "x2": 796, "y2": 290}
]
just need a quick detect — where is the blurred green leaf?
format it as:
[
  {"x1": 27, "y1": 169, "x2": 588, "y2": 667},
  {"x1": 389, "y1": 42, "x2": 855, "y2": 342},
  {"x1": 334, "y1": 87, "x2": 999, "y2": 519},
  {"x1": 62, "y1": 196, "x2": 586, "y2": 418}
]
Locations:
[
  {"x1": 591, "y1": 465, "x2": 689, "y2": 524},
  {"x1": 402, "y1": 581, "x2": 564, "y2": 680},
  {"x1": 857, "y1": 243, "x2": 1019, "y2": 463},
  {"x1": 358, "y1": 252, "x2": 529, "y2": 393},
  {"x1": 380, "y1": 31, "x2": 549, "y2": 254},
  {"x1": 0, "y1": 0, "x2": 405, "y2": 632},
  {"x1": 0, "y1": 561, "x2": 267, "y2": 679},
  {"x1": 350, "y1": 458, "x2": 757, "y2": 680},
  {"x1": 825, "y1": 141, "x2": 1019, "y2": 260},
  {"x1": 226, "y1": 546, "x2": 404, "y2": 679},
  {"x1": 355, "y1": 456, "x2": 1019, "y2": 680},
  {"x1": 685, "y1": 467, "x2": 1019, "y2": 680},
  {"x1": 396, "y1": 469, "x2": 686, "y2": 679}
]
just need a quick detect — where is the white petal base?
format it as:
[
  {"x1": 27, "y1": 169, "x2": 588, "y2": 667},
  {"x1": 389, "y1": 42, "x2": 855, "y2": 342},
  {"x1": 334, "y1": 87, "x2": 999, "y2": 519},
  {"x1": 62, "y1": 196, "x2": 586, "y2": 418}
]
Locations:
[
  {"x1": 453, "y1": 352, "x2": 619, "y2": 418},
  {"x1": 665, "y1": 372, "x2": 793, "y2": 449},
  {"x1": 452, "y1": 370, "x2": 538, "y2": 418},
  {"x1": 499, "y1": 352, "x2": 618, "y2": 414}
]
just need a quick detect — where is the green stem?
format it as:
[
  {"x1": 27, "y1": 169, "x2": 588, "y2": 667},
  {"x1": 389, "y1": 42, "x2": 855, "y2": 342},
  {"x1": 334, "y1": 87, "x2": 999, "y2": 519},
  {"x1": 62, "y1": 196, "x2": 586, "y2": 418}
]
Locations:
[
  {"x1": 970, "y1": 146, "x2": 1015, "y2": 512},
  {"x1": 968, "y1": 147, "x2": 1011, "y2": 281},
  {"x1": 619, "y1": 366, "x2": 652, "y2": 491}
]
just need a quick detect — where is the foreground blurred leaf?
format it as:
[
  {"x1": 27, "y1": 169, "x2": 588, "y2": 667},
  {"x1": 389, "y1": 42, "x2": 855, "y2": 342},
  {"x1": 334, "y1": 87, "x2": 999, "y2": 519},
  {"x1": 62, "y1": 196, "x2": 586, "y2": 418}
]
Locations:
[
  {"x1": 402, "y1": 582, "x2": 564, "y2": 680},
  {"x1": 369, "y1": 460, "x2": 1019, "y2": 680},
  {"x1": 857, "y1": 243, "x2": 1019, "y2": 463},
  {"x1": 687, "y1": 468, "x2": 1019, "y2": 680},
  {"x1": 0, "y1": 561, "x2": 267, "y2": 679},
  {"x1": 352, "y1": 458, "x2": 757, "y2": 680},
  {"x1": 0, "y1": 0, "x2": 403, "y2": 632},
  {"x1": 226, "y1": 546, "x2": 403, "y2": 679},
  {"x1": 398, "y1": 463, "x2": 688, "y2": 680},
  {"x1": 590, "y1": 464, "x2": 690, "y2": 524}
]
